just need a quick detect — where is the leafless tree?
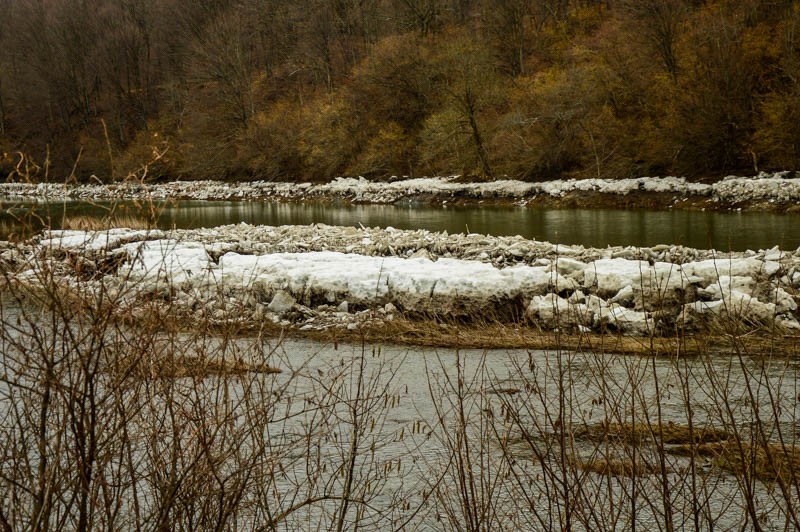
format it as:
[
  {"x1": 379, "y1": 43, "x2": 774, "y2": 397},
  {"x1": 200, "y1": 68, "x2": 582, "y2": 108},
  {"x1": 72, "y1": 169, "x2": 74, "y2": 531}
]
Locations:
[{"x1": 621, "y1": 0, "x2": 687, "y2": 80}]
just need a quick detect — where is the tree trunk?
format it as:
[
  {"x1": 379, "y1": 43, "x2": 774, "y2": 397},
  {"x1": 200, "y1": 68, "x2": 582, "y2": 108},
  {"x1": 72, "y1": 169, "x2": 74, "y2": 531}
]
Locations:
[
  {"x1": 464, "y1": 88, "x2": 491, "y2": 178},
  {"x1": 0, "y1": 85, "x2": 5, "y2": 135}
]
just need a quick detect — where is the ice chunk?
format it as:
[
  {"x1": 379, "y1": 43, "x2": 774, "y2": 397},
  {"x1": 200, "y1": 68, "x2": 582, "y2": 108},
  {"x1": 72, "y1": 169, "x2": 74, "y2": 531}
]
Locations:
[
  {"x1": 682, "y1": 257, "x2": 765, "y2": 285},
  {"x1": 268, "y1": 290, "x2": 296, "y2": 314},
  {"x1": 217, "y1": 251, "x2": 552, "y2": 313},
  {"x1": 119, "y1": 240, "x2": 212, "y2": 285},
  {"x1": 526, "y1": 294, "x2": 590, "y2": 327},
  {"x1": 583, "y1": 258, "x2": 684, "y2": 297}
]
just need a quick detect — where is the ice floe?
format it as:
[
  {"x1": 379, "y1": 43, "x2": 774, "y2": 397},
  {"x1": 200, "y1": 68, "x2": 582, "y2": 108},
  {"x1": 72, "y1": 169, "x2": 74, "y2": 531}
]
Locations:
[
  {"x1": 213, "y1": 251, "x2": 553, "y2": 316},
  {"x1": 3, "y1": 222, "x2": 797, "y2": 336}
]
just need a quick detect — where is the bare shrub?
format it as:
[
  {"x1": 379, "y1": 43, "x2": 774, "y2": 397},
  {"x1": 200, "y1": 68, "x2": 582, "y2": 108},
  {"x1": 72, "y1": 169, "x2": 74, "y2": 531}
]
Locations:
[{"x1": 0, "y1": 239, "x2": 416, "y2": 530}]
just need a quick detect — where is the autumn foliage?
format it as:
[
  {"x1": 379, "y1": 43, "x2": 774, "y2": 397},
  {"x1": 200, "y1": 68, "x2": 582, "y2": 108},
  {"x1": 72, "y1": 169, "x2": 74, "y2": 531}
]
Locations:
[{"x1": 1, "y1": 0, "x2": 799, "y2": 182}]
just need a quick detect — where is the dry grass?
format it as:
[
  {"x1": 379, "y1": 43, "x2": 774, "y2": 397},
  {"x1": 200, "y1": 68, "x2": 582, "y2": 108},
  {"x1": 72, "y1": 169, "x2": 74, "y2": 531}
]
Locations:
[
  {"x1": 670, "y1": 441, "x2": 800, "y2": 484},
  {"x1": 303, "y1": 317, "x2": 800, "y2": 356},
  {"x1": 574, "y1": 422, "x2": 800, "y2": 484},
  {"x1": 61, "y1": 214, "x2": 152, "y2": 231},
  {"x1": 310, "y1": 317, "x2": 670, "y2": 353},
  {"x1": 572, "y1": 457, "x2": 664, "y2": 478},
  {"x1": 0, "y1": 219, "x2": 15, "y2": 235},
  {"x1": 70, "y1": 299, "x2": 800, "y2": 356},
  {"x1": 576, "y1": 422, "x2": 733, "y2": 446},
  {"x1": 0, "y1": 218, "x2": 28, "y2": 242},
  {"x1": 503, "y1": 434, "x2": 667, "y2": 478}
]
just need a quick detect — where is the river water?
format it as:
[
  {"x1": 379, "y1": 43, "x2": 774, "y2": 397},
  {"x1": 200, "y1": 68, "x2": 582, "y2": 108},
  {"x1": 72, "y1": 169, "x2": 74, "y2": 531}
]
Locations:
[
  {"x1": 237, "y1": 337, "x2": 800, "y2": 529},
  {"x1": 2, "y1": 197, "x2": 800, "y2": 250},
  {"x1": 2, "y1": 269, "x2": 799, "y2": 529}
]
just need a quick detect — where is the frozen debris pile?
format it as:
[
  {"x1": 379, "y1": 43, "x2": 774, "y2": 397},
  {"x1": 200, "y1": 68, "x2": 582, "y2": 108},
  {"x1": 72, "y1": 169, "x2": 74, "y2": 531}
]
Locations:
[
  {"x1": 1, "y1": 173, "x2": 799, "y2": 207},
  {"x1": 7, "y1": 223, "x2": 800, "y2": 336},
  {"x1": 712, "y1": 172, "x2": 800, "y2": 204}
]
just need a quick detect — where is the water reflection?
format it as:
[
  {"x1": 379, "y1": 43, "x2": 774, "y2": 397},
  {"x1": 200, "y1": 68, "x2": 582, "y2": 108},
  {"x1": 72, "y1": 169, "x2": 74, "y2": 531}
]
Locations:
[{"x1": 2, "y1": 197, "x2": 799, "y2": 250}]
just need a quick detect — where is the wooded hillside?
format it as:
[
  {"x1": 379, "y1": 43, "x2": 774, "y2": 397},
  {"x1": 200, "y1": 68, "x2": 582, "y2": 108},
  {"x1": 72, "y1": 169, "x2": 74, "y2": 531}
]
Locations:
[{"x1": 1, "y1": 0, "x2": 798, "y2": 182}]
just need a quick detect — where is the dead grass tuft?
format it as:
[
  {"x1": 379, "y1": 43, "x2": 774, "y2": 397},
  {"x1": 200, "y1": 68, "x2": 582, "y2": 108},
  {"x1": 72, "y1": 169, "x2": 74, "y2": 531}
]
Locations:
[
  {"x1": 573, "y1": 457, "x2": 664, "y2": 478},
  {"x1": 575, "y1": 422, "x2": 800, "y2": 484},
  {"x1": 67, "y1": 302, "x2": 800, "y2": 356},
  {"x1": 0, "y1": 219, "x2": 23, "y2": 241},
  {"x1": 670, "y1": 441, "x2": 800, "y2": 484},
  {"x1": 61, "y1": 214, "x2": 152, "y2": 231},
  {"x1": 306, "y1": 317, "x2": 800, "y2": 356},
  {"x1": 577, "y1": 421, "x2": 733, "y2": 446}
]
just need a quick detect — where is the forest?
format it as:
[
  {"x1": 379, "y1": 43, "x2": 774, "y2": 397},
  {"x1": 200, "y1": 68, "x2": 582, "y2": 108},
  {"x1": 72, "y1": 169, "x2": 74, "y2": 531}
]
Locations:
[{"x1": 1, "y1": 0, "x2": 799, "y2": 183}]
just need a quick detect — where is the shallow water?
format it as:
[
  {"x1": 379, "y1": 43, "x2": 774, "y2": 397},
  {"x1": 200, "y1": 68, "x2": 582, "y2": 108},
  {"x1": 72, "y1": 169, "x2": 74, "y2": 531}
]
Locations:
[
  {"x1": 2, "y1": 290, "x2": 798, "y2": 530},
  {"x1": 2, "y1": 197, "x2": 800, "y2": 250},
  {"x1": 260, "y1": 338, "x2": 800, "y2": 530}
]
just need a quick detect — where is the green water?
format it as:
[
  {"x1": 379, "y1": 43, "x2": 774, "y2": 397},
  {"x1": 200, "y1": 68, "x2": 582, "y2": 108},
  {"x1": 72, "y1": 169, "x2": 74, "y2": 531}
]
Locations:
[{"x1": 1, "y1": 197, "x2": 798, "y2": 250}]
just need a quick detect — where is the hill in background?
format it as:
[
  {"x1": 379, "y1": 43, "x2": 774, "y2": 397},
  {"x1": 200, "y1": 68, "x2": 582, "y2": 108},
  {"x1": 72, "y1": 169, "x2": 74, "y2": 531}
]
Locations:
[{"x1": 1, "y1": 0, "x2": 799, "y2": 183}]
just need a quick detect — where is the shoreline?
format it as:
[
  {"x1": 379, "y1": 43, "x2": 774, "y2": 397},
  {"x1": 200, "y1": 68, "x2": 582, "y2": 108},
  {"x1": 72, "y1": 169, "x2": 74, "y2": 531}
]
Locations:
[{"x1": 2, "y1": 173, "x2": 800, "y2": 213}]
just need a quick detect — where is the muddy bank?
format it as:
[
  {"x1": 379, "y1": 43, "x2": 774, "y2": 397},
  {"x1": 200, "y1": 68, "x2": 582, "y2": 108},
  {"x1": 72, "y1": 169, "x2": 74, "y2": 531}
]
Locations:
[{"x1": 2, "y1": 173, "x2": 800, "y2": 212}]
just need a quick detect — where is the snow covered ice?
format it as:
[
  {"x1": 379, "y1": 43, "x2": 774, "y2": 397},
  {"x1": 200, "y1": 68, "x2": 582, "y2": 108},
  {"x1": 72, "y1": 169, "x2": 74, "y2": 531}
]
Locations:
[
  {"x1": 216, "y1": 251, "x2": 553, "y2": 314},
  {"x1": 7, "y1": 222, "x2": 799, "y2": 335}
]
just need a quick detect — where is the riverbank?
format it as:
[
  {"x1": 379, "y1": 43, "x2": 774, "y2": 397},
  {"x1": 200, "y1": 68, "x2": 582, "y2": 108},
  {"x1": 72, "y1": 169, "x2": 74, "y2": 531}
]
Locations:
[
  {"x1": 2, "y1": 172, "x2": 800, "y2": 212},
  {"x1": 2, "y1": 223, "x2": 799, "y2": 354}
]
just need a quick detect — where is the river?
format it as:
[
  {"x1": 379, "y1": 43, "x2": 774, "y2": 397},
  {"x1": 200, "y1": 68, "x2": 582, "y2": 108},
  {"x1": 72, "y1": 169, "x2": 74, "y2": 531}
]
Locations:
[{"x1": 2, "y1": 197, "x2": 800, "y2": 250}]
